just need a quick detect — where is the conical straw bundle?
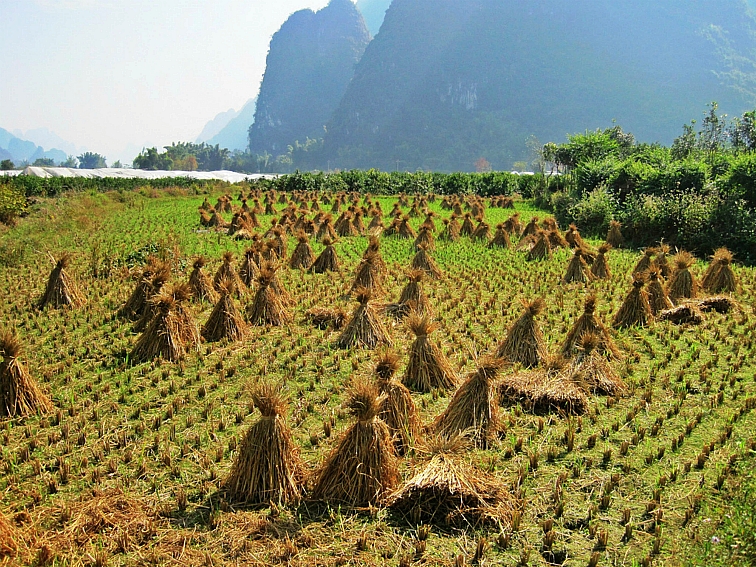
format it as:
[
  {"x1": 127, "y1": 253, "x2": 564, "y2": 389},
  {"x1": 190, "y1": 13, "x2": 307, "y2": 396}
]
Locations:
[
  {"x1": 633, "y1": 248, "x2": 655, "y2": 275},
  {"x1": 311, "y1": 237, "x2": 341, "y2": 273},
  {"x1": 646, "y1": 267, "x2": 673, "y2": 316},
  {"x1": 488, "y1": 224, "x2": 511, "y2": 249},
  {"x1": 310, "y1": 380, "x2": 398, "y2": 506},
  {"x1": 213, "y1": 252, "x2": 245, "y2": 294},
  {"x1": 434, "y1": 357, "x2": 503, "y2": 448},
  {"x1": 201, "y1": 278, "x2": 247, "y2": 342},
  {"x1": 38, "y1": 253, "x2": 85, "y2": 309},
  {"x1": 336, "y1": 287, "x2": 392, "y2": 349},
  {"x1": 349, "y1": 251, "x2": 385, "y2": 296},
  {"x1": 0, "y1": 331, "x2": 53, "y2": 418},
  {"x1": 375, "y1": 349, "x2": 420, "y2": 457},
  {"x1": 667, "y1": 251, "x2": 699, "y2": 304},
  {"x1": 411, "y1": 244, "x2": 443, "y2": 279},
  {"x1": 590, "y1": 243, "x2": 612, "y2": 280},
  {"x1": 224, "y1": 383, "x2": 304, "y2": 505},
  {"x1": 289, "y1": 233, "x2": 315, "y2": 270},
  {"x1": 561, "y1": 295, "x2": 620, "y2": 359},
  {"x1": 606, "y1": 220, "x2": 624, "y2": 248},
  {"x1": 702, "y1": 248, "x2": 738, "y2": 294},
  {"x1": 563, "y1": 248, "x2": 594, "y2": 284},
  {"x1": 188, "y1": 257, "x2": 218, "y2": 304},
  {"x1": 130, "y1": 284, "x2": 199, "y2": 363},
  {"x1": 526, "y1": 230, "x2": 551, "y2": 261},
  {"x1": 496, "y1": 298, "x2": 547, "y2": 368},
  {"x1": 403, "y1": 312, "x2": 457, "y2": 393},
  {"x1": 246, "y1": 265, "x2": 291, "y2": 326},
  {"x1": 612, "y1": 273, "x2": 652, "y2": 329}
]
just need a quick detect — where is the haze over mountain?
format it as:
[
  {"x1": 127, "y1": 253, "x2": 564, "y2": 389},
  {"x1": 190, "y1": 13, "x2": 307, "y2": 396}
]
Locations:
[
  {"x1": 314, "y1": 0, "x2": 756, "y2": 171},
  {"x1": 248, "y1": 0, "x2": 371, "y2": 155},
  {"x1": 207, "y1": 99, "x2": 257, "y2": 151},
  {"x1": 355, "y1": 0, "x2": 391, "y2": 35},
  {"x1": 196, "y1": 109, "x2": 241, "y2": 144},
  {"x1": 0, "y1": 127, "x2": 69, "y2": 166}
]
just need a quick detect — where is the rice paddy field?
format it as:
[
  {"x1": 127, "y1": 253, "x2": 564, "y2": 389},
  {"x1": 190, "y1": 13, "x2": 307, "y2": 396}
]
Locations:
[{"x1": 0, "y1": 183, "x2": 754, "y2": 567}]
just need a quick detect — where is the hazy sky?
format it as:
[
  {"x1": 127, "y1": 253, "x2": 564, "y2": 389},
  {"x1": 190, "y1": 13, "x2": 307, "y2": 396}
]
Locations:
[{"x1": 0, "y1": 0, "x2": 338, "y2": 162}]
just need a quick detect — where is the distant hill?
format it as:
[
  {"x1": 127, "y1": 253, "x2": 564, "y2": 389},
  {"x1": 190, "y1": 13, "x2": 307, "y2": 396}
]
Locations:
[
  {"x1": 321, "y1": 0, "x2": 756, "y2": 171},
  {"x1": 248, "y1": 0, "x2": 371, "y2": 155},
  {"x1": 0, "y1": 127, "x2": 68, "y2": 166},
  {"x1": 208, "y1": 98, "x2": 257, "y2": 151},
  {"x1": 196, "y1": 108, "x2": 240, "y2": 144},
  {"x1": 356, "y1": 0, "x2": 391, "y2": 35}
]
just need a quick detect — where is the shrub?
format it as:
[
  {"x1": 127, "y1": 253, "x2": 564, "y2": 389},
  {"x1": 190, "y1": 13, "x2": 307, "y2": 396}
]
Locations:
[
  {"x1": 0, "y1": 181, "x2": 27, "y2": 226},
  {"x1": 567, "y1": 186, "x2": 616, "y2": 236}
]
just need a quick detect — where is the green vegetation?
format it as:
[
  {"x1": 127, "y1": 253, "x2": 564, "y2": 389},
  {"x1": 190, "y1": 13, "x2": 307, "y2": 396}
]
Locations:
[
  {"x1": 541, "y1": 107, "x2": 756, "y2": 262},
  {"x1": 0, "y1": 181, "x2": 754, "y2": 565}
]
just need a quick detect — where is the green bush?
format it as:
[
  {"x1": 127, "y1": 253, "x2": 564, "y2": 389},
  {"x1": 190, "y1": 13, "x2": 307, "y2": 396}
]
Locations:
[
  {"x1": 567, "y1": 186, "x2": 616, "y2": 236},
  {"x1": 0, "y1": 181, "x2": 27, "y2": 226}
]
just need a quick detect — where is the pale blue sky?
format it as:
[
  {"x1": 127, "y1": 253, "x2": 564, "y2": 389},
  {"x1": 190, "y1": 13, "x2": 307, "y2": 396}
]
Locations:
[{"x1": 0, "y1": 0, "x2": 338, "y2": 162}]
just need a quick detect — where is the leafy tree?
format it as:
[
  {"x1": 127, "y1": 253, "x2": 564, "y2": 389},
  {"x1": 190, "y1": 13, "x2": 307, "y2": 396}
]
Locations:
[
  {"x1": 133, "y1": 148, "x2": 173, "y2": 171},
  {"x1": 111, "y1": 160, "x2": 123, "y2": 168},
  {"x1": 474, "y1": 157, "x2": 492, "y2": 172},
  {"x1": 61, "y1": 155, "x2": 78, "y2": 168},
  {"x1": 0, "y1": 160, "x2": 14, "y2": 171},
  {"x1": 32, "y1": 158, "x2": 56, "y2": 167},
  {"x1": 77, "y1": 152, "x2": 107, "y2": 169},
  {"x1": 729, "y1": 110, "x2": 756, "y2": 153}
]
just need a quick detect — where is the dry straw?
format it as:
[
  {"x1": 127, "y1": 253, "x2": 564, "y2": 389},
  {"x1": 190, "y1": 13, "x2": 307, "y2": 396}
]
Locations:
[
  {"x1": 434, "y1": 357, "x2": 503, "y2": 448},
  {"x1": 188, "y1": 257, "x2": 218, "y2": 304},
  {"x1": 38, "y1": 253, "x2": 85, "y2": 309},
  {"x1": 387, "y1": 435, "x2": 516, "y2": 527},
  {"x1": 310, "y1": 380, "x2": 399, "y2": 506},
  {"x1": 411, "y1": 244, "x2": 443, "y2": 279},
  {"x1": 568, "y1": 333, "x2": 626, "y2": 396},
  {"x1": 563, "y1": 248, "x2": 595, "y2": 284},
  {"x1": 388, "y1": 269, "x2": 432, "y2": 319},
  {"x1": 311, "y1": 237, "x2": 341, "y2": 273},
  {"x1": 633, "y1": 248, "x2": 656, "y2": 275},
  {"x1": 213, "y1": 252, "x2": 245, "y2": 295},
  {"x1": 239, "y1": 245, "x2": 261, "y2": 288},
  {"x1": 130, "y1": 284, "x2": 199, "y2": 363},
  {"x1": 246, "y1": 264, "x2": 291, "y2": 326},
  {"x1": 0, "y1": 511, "x2": 17, "y2": 558},
  {"x1": 337, "y1": 287, "x2": 392, "y2": 349},
  {"x1": 289, "y1": 233, "x2": 315, "y2": 270},
  {"x1": 375, "y1": 349, "x2": 421, "y2": 456},
  {"x1": 489, "y1": 224, "x2": 511, "y2": 249},
  {"x1": 590, "y1": 243, "x2": 612, "y2": 280},
  {"x1": 132, "y1": 268, "x2": 171, "y2": 332},
  {"x1": 667, "y1": 251, "x2": 699, "y2": 304},
  {"x1": 403, "y1": 313, "x2": 457, "y2": 393},
  {"x1": 561, "y1": 295, "x2": 621, "y2": 359},
  {"x1": 201, "y1": 278, "x2": 247, "y2": 342},
  {"x1": 118, "y1": 257, "x2": 164, "y2": 319},
  {"x1": 613, "y1": 273, "x2": 652, "y2": 329},
  {"x1": 0, "y1": 331, "x2": 53, "y2": 418},
  {"x1": 305, "y1": 307, "x2": 348, "y2": 330},
  {"x1": 702, "y1": 248, "x2": 738, "y2": 294},
  {"x1": 654, "y1": 243, "x2": 672, "y2": 278},
  {"x1": 606, "y1": 220, "x2": 624, "y2": 248},
  {"x1": 647, "y1": 267, "x2": 673, "y2": 316},
  {"x1": 526, "y1": 230, "x2": 551, "y2": 261},
  {"x1": 496, "y1": 297, "x2": 548, "y2": 368},
  {"x1": 500, "y1": 357, "x2": 589, "y2": 415},
  {"x1": 349, "y1": 250, "x2": 385, "y2": 296},
  {"x1": 659, "y1": 304, "x2": 703, "y2": 325},
  {"x1": 224, "y1": 383, "x2": 304, "y2": 505}
]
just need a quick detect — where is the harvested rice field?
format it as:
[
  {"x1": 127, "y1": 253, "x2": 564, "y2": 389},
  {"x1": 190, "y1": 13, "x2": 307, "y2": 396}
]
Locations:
[{"x1": 0, "y1": 183, "x2": 754, "y2": 566}]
